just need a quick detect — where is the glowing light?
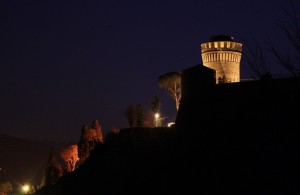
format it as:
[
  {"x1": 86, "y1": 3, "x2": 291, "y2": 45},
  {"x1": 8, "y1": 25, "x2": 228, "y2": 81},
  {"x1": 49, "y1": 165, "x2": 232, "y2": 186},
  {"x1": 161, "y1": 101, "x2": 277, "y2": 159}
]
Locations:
[
  {"x1": 154, "y1": 113, "x2": 160, "y2": 127},
  {"x1": 167, "y1": 122, "x2": 175, "y2": 127},
  {"x1": 220, "y1": 42, "x2": 224, "y2": 48},
  {"x1": 22, "y1": 184, "x2": 30, "y2": 193}
]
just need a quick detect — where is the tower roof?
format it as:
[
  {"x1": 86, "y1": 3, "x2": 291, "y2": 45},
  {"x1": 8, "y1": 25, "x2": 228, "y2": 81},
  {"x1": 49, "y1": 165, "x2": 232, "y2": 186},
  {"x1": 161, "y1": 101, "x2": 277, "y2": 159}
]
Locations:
[
  {"x1": 209, "y1": 35, "x2": 234, "y2": 42},
  {"x1": 201, "y1": 35, "x2": 242, "y2": 53}
]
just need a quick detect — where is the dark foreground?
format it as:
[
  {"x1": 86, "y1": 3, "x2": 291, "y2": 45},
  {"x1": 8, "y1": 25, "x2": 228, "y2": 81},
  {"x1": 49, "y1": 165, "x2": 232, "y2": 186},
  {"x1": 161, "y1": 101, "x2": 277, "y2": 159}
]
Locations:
[{"x1": 36, "y1": 78, "x2": 300, "y2": 194}]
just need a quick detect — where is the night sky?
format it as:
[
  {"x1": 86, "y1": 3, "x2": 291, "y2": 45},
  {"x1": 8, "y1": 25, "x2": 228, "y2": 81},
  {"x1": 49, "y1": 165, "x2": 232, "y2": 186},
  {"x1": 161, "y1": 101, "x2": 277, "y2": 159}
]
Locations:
[{"x1": 0, "y1": 0, "x2": 298, "y2": 142}]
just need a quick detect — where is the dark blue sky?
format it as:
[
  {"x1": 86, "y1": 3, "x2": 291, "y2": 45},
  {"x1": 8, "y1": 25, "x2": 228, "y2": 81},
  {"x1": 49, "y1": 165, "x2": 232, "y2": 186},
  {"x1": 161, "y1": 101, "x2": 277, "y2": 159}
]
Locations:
[{"x1": 0, "y1": 0, "x2": 298, "y2": 142}]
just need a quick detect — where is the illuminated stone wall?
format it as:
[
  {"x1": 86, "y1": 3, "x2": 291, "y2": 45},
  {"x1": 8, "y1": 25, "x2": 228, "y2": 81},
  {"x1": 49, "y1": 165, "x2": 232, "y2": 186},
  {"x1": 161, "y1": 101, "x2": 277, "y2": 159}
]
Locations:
[{"x1": 201, "y1": 37, "x2": 242, "y2": 84}]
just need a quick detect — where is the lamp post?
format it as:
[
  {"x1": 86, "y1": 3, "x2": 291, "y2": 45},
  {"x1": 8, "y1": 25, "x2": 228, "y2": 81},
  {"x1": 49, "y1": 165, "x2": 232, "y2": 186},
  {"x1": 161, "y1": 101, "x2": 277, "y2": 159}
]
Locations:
[{"x1": 154, "y1": 113, "x2": 160, "y2": 127}]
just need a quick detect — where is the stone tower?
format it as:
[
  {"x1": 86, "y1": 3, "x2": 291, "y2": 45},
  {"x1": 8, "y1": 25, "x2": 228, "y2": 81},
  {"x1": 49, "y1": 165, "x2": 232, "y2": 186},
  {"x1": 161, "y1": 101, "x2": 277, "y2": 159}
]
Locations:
[{"x1": 201, "y1": 35, "x2": 242, "y2": 84}]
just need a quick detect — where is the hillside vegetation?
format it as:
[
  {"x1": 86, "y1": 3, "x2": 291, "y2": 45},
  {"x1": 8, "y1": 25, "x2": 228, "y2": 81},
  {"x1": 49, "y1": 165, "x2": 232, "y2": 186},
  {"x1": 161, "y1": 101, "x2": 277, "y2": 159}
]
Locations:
[{"x1": 36, "y1": 77, "x2": 300, "y2": 194}]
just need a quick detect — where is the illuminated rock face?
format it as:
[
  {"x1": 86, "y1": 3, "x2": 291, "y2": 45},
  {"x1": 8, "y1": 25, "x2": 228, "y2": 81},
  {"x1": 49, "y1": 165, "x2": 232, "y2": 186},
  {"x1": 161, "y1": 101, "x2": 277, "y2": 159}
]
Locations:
[{"x1": 201, "y1": 35, "x2": 242, "y2": 84}]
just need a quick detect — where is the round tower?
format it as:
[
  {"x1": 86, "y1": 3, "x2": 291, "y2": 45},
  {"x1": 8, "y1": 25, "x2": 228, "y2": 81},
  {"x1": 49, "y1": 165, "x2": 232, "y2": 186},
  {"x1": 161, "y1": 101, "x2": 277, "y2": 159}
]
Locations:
[{"x1": 201, "y1": 35, "x2": 242, "y2": 84}]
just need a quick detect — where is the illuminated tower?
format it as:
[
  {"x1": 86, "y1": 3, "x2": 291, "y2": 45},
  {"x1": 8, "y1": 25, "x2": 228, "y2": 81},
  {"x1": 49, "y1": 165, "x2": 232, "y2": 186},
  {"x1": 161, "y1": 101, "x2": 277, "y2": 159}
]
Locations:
[{"x1": 201, "y1": 35, "x2": 242, "y2": 84}]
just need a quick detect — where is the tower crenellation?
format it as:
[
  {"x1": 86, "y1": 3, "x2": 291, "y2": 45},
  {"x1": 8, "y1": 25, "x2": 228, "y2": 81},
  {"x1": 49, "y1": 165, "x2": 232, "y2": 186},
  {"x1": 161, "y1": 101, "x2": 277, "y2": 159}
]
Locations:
[{"x1": 201, "y1": 35, "x2": 242, "y2": 84}]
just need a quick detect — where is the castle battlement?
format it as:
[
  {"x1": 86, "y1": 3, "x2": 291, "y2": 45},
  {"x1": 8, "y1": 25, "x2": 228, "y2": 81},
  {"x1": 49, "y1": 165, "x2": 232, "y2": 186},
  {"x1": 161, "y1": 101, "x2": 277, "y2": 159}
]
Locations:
[
  {"x1": 201, "y1": 35, "x2": 242, "y2": 84},
  {"x1": 201, "y1": 41, "x2": 242, "y2": 53}
]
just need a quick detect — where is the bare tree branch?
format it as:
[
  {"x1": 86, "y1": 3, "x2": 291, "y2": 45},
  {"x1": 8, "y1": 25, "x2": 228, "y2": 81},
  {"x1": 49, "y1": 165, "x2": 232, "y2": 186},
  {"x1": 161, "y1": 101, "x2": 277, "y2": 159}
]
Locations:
[
  {"x1": 268, "y1": 0, "x2": 300, "y2": 77},
  {"x1": 241, "y1": 37, "x2": 271, "y2": 80}
]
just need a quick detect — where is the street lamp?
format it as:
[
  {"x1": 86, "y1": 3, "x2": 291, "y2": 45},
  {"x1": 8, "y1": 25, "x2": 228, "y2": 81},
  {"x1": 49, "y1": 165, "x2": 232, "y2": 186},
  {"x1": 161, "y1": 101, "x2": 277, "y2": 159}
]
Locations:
[
  {"x1": 167, "y1": 122, "x2": 175, "y2": 127},
  {"x1": 154, "y1": 113, "x2": 160, "y2": 127},
  {"x1": 22, "y1": 184, "x2": 30, "y2": 194}
]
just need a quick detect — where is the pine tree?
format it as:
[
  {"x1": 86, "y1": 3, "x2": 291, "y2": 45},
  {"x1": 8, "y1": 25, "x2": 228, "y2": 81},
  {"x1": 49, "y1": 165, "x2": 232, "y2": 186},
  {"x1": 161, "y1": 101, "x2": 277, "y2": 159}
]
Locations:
[
  {"x1": 44, "y1": 148, "x2": 63, "y2": 186},
  {"x1": 124, "y1": 104, "x2": 144, "y2": 127},
  {"x1": 60, "y1": 144, "x2": 79, "y2": 172},
  {"x1": 77, "y1": 120, "x2": 104, "y2": 165}
]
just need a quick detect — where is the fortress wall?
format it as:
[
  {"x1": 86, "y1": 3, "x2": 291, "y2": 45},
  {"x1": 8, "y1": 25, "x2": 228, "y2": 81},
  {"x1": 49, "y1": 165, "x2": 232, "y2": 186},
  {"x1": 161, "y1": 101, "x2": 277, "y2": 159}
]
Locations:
[
  {"x1": 176, "y1": 77, "x2": 300, "y2": 136},
  {"x1": 180, "y1": 64, "x2": 216, "y2": 99}
]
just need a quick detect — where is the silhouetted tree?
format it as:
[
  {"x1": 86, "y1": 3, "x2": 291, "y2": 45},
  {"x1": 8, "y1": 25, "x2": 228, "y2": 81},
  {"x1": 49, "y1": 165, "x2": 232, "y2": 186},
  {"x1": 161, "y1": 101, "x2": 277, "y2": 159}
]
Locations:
[
  {"x1": 242, "y1": 37, "x2": 272, "y2": 80},
  {"x1": 92, "y1": 119, "x2": 103, "y2": 143},
  {"x1": 44, "y1": 148, "x2": 63, "y2": 186},
  {"x1": 77, "y1": 125, "x2": 90, "y2": 163},
  {"x1": 78, "y1": 120, "x2": 103, "y2": 164},
  {"x1": 124, "y1": 106, "x2": 135, "y2": 127},
  {"x1": 0, "y1": 181, "x2": 13, "y2": 194},
  {"x1": 135, "y1": 104, "x2": 143, "y2": 127},
  {"x1": 124, "y1": 104, "x2": 144, "y2": 127},
  {"x1": 158, "y1": 72, "x2": 181, "y2": 110},
  {"x1": 60, "y1": 144, "x2": 79, "y2": 172},
  {"x1": 143, "y1": 110, "x2": 155, "y2": 127},
  {"x1": 149, "y1": 93, "x2": 161, "y2": 114},
  {"x1": 267, "y1": 0, "x2": 300, "y2": 76},
  {"x1": 149, "y1": 94, "x2": 163, "y2": 127}
]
